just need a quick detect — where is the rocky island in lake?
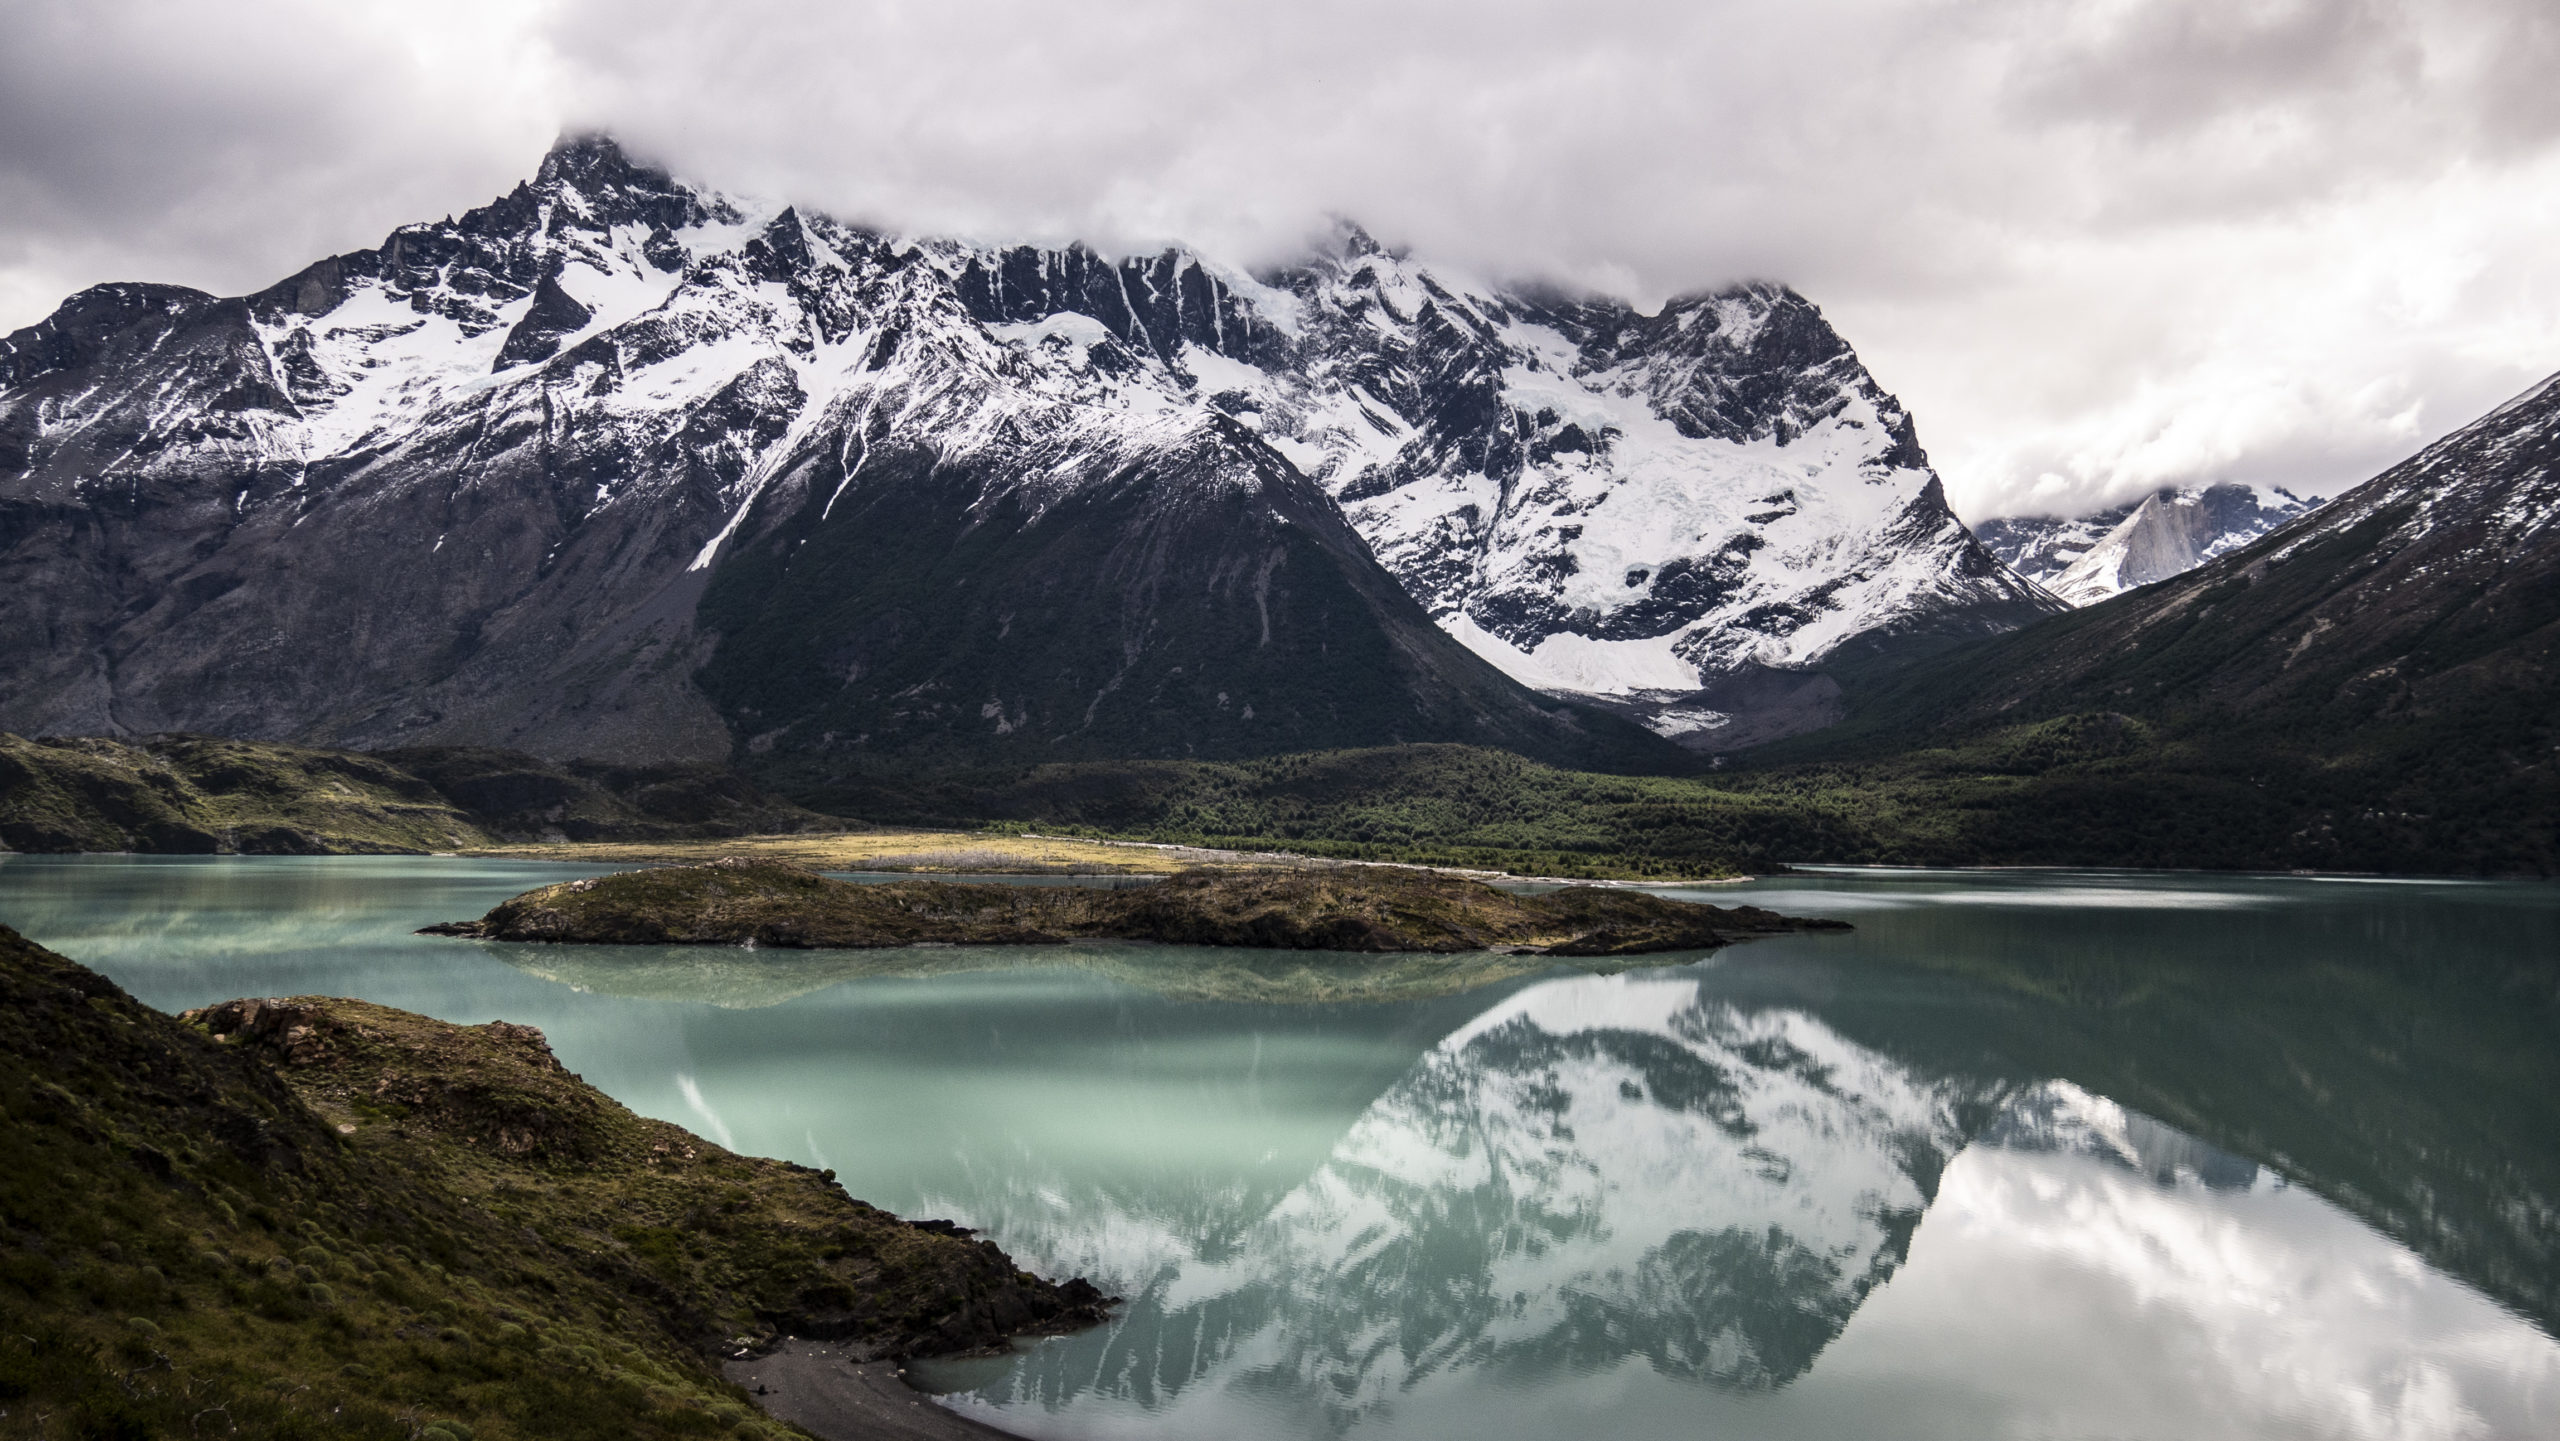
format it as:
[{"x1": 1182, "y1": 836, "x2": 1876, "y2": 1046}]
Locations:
[{"x1": 425, "y1": 860, "x2": 1849, "y2": 956}]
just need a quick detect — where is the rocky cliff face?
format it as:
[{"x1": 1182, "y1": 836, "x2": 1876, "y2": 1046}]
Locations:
[
  {"x1": 1975, "y1": 482, "x2": 2320, "y2": 606},
  {"x1": 0, "y1": 135, "x2": 2050, "y2": 773},
  {"x1": 1276, "y1": 245, "x2": 2058, "y2": 713}
]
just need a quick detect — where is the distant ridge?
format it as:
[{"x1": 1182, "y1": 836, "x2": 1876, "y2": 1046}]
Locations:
[
  {"x1": 1778, "y1": 371, "x2": 2560, "y2": 873},
  {"x1": 1974, "y1": 482, "x2": 2320, "y2": 605}
]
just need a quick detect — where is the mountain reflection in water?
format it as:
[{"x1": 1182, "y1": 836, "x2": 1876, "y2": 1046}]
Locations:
[
  {"x1": 980, "y1": 976, "x2": 1958, "y2": 1419},
  {"x1": 916, "y1": 968, "x2": 2557, "y2": 1441}
]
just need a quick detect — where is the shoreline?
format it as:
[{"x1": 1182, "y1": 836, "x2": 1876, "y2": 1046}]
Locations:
[{"x1": 725, "y1": 1342, "x2": 1035, "y2": 1441}]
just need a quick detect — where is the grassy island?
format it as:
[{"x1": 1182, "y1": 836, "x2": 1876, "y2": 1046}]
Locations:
[{"x1": 425, "y1": 860, "x2": 1848, "y2": 956}]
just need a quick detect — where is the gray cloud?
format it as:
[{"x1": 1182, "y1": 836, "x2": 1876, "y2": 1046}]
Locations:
[{"x1": 4, "y1": 0, "x2": 2557, "y2": 519}]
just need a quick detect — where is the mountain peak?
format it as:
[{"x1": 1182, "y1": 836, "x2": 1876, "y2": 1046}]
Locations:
[
  {"x1": 1321, "y1": 217, "x2": 1396, "y2": 261},
  {"x1": 535, "y1": 131, "x2": 647, "y2": 188},
  {"x1": 1976, "y1": 482, "x2": 2322, "y2": 606}
]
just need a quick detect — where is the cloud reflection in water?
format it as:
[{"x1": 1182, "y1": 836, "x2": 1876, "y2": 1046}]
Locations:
[{"x1": 919, "y1": 971, "x2": 2559, "y2": 1441}]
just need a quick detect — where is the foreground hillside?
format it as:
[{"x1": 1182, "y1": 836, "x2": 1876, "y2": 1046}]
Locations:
[{"x1": 0, "y1": 923, "x2": 1103, "y2": 1440}]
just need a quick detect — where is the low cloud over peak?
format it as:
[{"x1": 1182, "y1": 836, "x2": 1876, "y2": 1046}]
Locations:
[{"x1": 5, "y1": 0, "x2": 2556, "y2": 519}]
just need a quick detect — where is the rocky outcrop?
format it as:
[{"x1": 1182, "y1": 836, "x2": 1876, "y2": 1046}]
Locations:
[
  {"x1": 0, "y1": 731, "x2": 493, "y2": 853},
  {"x1": 425, "y1": 858, "x2": 1850, "y2": 954}
]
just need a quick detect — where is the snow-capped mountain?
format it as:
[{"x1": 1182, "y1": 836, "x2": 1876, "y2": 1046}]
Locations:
[
  {"x1": 1974, "y1": 483, "x2": 2320, "y2": 606},
  {"x1": 1170, "y1": 234, "x2": 2058, "y2": 718},
  {"x1": 0, "y1": 136, "x2": 2049, "y2": 769}
]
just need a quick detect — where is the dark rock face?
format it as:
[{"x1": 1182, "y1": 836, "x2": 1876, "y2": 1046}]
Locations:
[
  {"x1": 0, "y1": 134, "x2": 2045, "y2": 777},
  {"x1": 958, "y1": 243, "x2": 1289, "y2": 369},
  {"x1": 696, "y1": 422, "x2": 1667, "y2": 776},
  {"x1": 491, "y1": 271, "x2": 595, "y2": 370}
]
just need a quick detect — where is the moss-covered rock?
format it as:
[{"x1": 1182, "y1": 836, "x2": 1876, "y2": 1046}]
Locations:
[{"x1": 429, "y1": 859, "x2": 1847, "y2": 955}]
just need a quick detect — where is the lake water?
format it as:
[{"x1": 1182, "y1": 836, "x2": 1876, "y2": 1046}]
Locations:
[{"x1": 3, "y1": 855, "x2": 2555, "y2": 1441}]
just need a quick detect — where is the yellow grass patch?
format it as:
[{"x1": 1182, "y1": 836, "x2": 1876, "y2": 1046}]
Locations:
[{"x1": 457, "y1": 829, "x2": 1219, "y2": 874}]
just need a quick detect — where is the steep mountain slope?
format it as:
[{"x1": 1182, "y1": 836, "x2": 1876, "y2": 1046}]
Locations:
[
  {"x1": 1039, "y1": 232, "x2": 2061, "y2": 730},
  {"x1": 0, "y1": 141, "x2": 759, "y2": 761},
  {"x1": 1975, "y1": 482, "x2": 2318, "y2": 605},
  {"x1": 0, "y1": 135, "x2": 2044, "y2": 776},
  {"x1": 1769, "y1": 371, "x2": 2560, "y2": 872}
]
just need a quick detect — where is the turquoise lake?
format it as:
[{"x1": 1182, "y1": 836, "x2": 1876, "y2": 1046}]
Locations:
[{"x1": 3, "y1": 855, "x2": 2555, "y2": 1441}]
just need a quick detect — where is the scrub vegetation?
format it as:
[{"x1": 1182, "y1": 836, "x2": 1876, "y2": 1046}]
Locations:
[
  {"x1": 806, "y1": 716, "x2": 2554, "y2": 879},
  {"x1": 0, "y1": 732, "x2": 492, "y2": 855},
  {"x1": 11, "y1": 708, "x2": 2543, "y2": 879},
  {"x1": 0, "y1": 735, "x2": 835, "y2": 856},
  {"x1": 0, "y1": 924, "x2": 1104, "y2": 1441},
  {"x1": 428, "y1": 860, "x2": 1847, "y2": 957}
]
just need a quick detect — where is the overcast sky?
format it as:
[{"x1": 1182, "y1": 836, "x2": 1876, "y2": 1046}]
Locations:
[{"x1": 5, "y1": 0, "x2": 2556, "y2": 520}]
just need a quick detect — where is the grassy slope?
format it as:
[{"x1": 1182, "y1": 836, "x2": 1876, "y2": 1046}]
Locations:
[
  {"x1": 1727, "y1": 622, "x2": 2559, "y2": 877},
  {"x1": 22, "y1": 725, "x2": 2539, "y2": 879},
  {"x1": 373, "y1": 747, "x2": 840, "y2": 845},
  {"x1": 1729, "y1": 407, "x2": 2560, "y2": 877},
  {"x1": 0, "y1": 733, "x2": 495, "y2": 855},
  {"x1": 0, "y1": 924, "x2": 1101, "y2": 1441},
  {"x1": 801, "y1": 744, "x2": 1853, "y2": 879},
  {"x1": 796, "y1": 729, "x2": 2554, "y2": 879},
  {"x1": 0, "y1": 736, "x2": 841, "y2": 856}
]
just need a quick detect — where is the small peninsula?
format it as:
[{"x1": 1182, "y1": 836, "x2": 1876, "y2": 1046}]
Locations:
[{"x1": 424, "y1": 860, "x2": 1849, "y2": 956}]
